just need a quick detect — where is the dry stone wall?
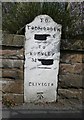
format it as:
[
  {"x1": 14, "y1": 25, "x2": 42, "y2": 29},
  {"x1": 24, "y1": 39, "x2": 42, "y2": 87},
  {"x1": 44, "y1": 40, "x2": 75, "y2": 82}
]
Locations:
[{"x1": 1, "y1": 33, "x2": 83, "y2": 104}]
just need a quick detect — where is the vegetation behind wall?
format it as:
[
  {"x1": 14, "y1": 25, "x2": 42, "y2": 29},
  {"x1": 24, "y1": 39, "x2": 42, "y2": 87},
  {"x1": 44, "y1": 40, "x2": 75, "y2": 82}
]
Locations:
[{"x1": 2, "y1": 2, "x2": 83, "y2": 39}]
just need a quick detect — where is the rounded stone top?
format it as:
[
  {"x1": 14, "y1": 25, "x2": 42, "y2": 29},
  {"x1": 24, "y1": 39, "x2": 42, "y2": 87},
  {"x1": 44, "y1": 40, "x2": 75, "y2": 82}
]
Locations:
[{"x1": 26, "y1": 14, "x2": 62, "y2": 29}]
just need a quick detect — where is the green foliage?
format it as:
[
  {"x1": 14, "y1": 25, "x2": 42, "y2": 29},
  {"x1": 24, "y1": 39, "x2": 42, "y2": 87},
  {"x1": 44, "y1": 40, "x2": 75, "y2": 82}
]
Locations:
[{"x1": 2, "y1": 2, "x2": 83, "y2": 39}]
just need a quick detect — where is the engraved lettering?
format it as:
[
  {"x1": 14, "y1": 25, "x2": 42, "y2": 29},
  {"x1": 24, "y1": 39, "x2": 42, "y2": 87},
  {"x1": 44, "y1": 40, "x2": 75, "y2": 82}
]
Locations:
[
  {"x1": 45, "y1": 18, "x2": 48, "y2": 23},
  {"x1": 40, "y1": 18, "x2": 43, "y2": 22}
]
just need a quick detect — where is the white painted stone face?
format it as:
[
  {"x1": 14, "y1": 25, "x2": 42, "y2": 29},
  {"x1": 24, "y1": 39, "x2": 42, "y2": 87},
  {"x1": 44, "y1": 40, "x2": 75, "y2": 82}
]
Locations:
[{"x1": 24, "y1": 15, "x2": 62, "y2": 102}]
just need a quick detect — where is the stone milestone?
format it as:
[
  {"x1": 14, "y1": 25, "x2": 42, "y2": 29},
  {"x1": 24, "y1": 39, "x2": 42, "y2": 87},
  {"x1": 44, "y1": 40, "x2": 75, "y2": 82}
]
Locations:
[{"x1": 24, "y1": 15, "x2": 62, "y2": 102}]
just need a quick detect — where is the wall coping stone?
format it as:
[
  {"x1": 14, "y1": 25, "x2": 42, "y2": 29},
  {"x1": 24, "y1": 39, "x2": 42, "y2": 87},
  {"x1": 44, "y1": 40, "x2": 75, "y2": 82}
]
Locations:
[{"x1": 1, "y1": 33, "x2": 83, "y2": 51}]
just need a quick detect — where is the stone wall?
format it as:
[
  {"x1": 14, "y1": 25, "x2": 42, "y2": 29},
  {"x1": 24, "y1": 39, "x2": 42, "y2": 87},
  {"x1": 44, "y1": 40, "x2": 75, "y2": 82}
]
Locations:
[{"x1": 1, "y1": 34, "x2": 83, "y2": 104}]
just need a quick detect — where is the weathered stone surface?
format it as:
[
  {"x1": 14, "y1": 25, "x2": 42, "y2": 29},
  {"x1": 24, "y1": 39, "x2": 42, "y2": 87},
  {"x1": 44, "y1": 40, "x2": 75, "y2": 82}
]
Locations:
[
  {"x1": 1, "y1": 59, "x2": 23, "y2": 69},
  {"x1": 2, "y1": 34, "x2": 84, "y2": 50},
  {"x1": 0, "y1": 59, "x2": 2, "y2": 70},
  {"x1": 2, "y1": 34, "x2": 14, "y2": 46},
  {"x1": 60, "y1": 39, "x2": 83, "y2": 50},
  {"x1": 17, "y1": 70, "x2": 24, "y2": 80},
  {"x1": 12, "y1": 35, "x2": 25, "y2": 46},
  {"x1": 2, "y1": 69, "x2": 16, "y2": 79},
  {"x1": 2, "y1": 69, "x2": 23, "y2": 80},
  {"x1": 82, "y1": 90, "x2": 84, "y2": 103},
  {"x1": 2, "y1": 34, "x2": 25, "y2": 47},
  {"x1": 0, "y1": 50, "x2": 17, "y2": 59},
  {"x1": 25, "y1": 15, "x2": 62, "y2": 102},
  {"x1": 58, "y1": 89, "x2": 82, "y2": 100},
  {"x1": 2, "y1": 94, "x2": 24, "y2": 103},
  {"x1": 82, "y1": 63, "x2": 84, "y2": 75},
  {"x1": 74, "y1": 63, "x2": 83, "y2": 74},
  {"x1": 2, "y1": 78, "x2": 20, "y2": 81},
  {"x1": 17, "y1": 48, "x2": 24, "y2": 59},
  {"x1": 2, "y1": 80, "x2": 23, "y2": 94},
  {"x1": 82, "y1": 40, "x2": 84, "y2": 50},
  {"x1": 59, "y1": 63, "x2": 82, "y2": 74},
  {"x1": 83, "y1": 54, "x2": 84, "y2": 63},
  {"x1": 57, "y1": 98, "x2": 82, "y2": 108},
  {"x1": 59, "y1": 74, "x2": 83, "y2": 88},
  {"x1": 60, "y1": 53, "x2": 82, "y2": 63},
  {"x1": 0, "y1": 48, "x2": 24, "y2": 59},
  {"x1": 0, "y1": 87, "x2": 2, "y2": 101}
]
